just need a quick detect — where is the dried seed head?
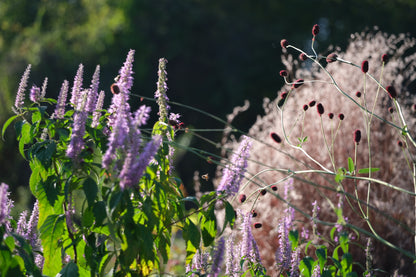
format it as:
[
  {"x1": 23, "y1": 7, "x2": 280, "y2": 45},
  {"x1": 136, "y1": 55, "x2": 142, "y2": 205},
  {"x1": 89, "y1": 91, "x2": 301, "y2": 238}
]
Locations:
[
  {"x1": 280, "y1": 39, "x2": 289, "y2": 49},
  {"x1": 254, "y1": 223, "x2": 263, "y2": 229},
  {"x1": 303, "y1": 104, "x2": 309, "y2": 111},
  {"x1": 328, "y1": 113, "x2": 334, "y2": 119},
  {"x1": 279, "y1": 70, "x2": 288, "y2": 77},
  {"x1": 356, "y1": 91, "x2": 361, "y2": 98},
  {"x1": 326, "y1": 53, "x2": 338, "y2": 63},
  {"x1": 338, "y1": 113, "x2": 345, "y2": 120},
  {"x1": 309, "y1": 100, "x2": 316, "y2": 107},
  {"x1": 312, "y1": 24, "x2": 320, "y2": 36},
  {"x1": 316, "y1": 103, "x2": 324, "y2": 115},
  {"x1": 382, "y1": 54, "x2": 389, "y2": 63},
  {"x1": 299, "y1": 53, "x2": 308, "y2": 61},
  {"x1": 239, "y1": 194, "x2": 247, "y2": 203},
  {"x1": 386, "y1": 85, "x2": 397, "y2": 99},
  {"x1": 354, "y1": 129, "x2": 361, "y2": 144},
  {"x1": 270, "y1": 132, "x2": 282, "y2": 143},
  {"x1": 361, "y1": 60, "x2": 369, "y2": 73},
  {"x1": 292, "y1": 79, "x2": 304, "y2": 89}
]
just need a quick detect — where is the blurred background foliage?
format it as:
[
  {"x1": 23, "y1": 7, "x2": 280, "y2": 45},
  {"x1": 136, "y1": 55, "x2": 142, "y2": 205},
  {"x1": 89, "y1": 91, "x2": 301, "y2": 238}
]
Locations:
[{"x1": 1, "y1": 0, "x2": 416, "y2": 210}]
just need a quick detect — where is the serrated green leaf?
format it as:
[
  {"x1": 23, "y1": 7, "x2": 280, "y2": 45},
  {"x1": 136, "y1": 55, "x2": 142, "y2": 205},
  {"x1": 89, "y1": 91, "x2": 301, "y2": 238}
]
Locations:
[
  {"x1": 201, "y1": 208, "x2": 216, "y2": 247},
  {"x1": 358, "y1": 167, "x2": 380, "y2": 174},
  {"x1": 59, "y1": 262, "x2": 79, "y2": 277},
  {"x1": 83, "y1": 178, "x2": 98, "y2": 207},
  {"x1": 299, "y1": 256, "x2": 314, "y2": 277},
  {"x1": 187, "y1": 219, "x2": 200, "y2": 249},
  {"x1": 2, "y1": 114, "x2": 19, "y2": 139},
  {"x1": 289, "y1": 229, "x2": 299, "y2": 250},
  {"x1": 222, "y1": 201, "x2": 235, "y2": 232},
  {"x1": 347, "y1": 157, "x2": 354, "y2": 173},
  {"x1": 93, "y1": 201, "x2": 106, "y2": 226},
  {"x1": 39, "y1": 214, "x2": 65, "y2": 275},
  {"x1": 18, "y1": 122, "x2": 31, "y2": 158}
]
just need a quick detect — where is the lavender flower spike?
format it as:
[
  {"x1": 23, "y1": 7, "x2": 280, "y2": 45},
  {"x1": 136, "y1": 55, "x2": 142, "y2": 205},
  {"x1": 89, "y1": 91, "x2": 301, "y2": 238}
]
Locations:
[
  {"x1": 14, "y1": 64, "x2": 32, "y2": 112},
  {"x1": 30, "y1": 85, "x2": 41, "y2": 103},
  {"x1": 69, "y1": 64, "x2": 84, "y2": 108},
  {"x1": 210, "y1": 237, "x2": 225, "y2": 277},
  {"x1": 217, "y1": 135, "x2": 252, "y2": 197},
  {"x1": 40, "y1": 77, "x2": 48, "y2": 98},
  {"x1": 155, "y1": 58, "x2": 170, "y2": 122},
  {"x1": 52, "y1": 80, "x2": 69, "y2": 119},
  {"x1": 85, "y1": 65, "x2": 100, "y2": 113},
  {"x1": 66, "y1": 95, "x2": 88, "y2": 160},
  {"x1": 91, "y1": 90, "x2": 105, "y2": 128},
  {"x1": 0, "y1": 183, "x2": 11, "y2": 226}
]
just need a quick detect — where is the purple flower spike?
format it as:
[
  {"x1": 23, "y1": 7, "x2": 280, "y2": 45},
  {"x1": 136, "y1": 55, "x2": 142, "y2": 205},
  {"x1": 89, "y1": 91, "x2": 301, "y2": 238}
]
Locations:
[
  {"x1": 85, "y1": 65, "x2": 100, "y2": 113},
  {"x1": 52, "y1": 80, "x2": 69, "y2": 119},
  {"x1": 134, "y1": 105, "x2": 152, "y2": 127},
  {"x1": 40, "y1": 77, "x2": 48, "y2": 99},
  {"x1": 155, "y1": 58, "x2": 170, "y2": 122},
  {"x1": 0, "y1": 183, "x2": 11, "y2": 226},
  {"x1": 70, "y1": 64, "x2": 84, "y2": 108},
  {"x1": 217, "y1": 135, "x2": 252, "y2": 197},
  {"x1": 91, "y1": 90, "x2": 105, "y2": 128},
  {"x1": 211, "y1": 237, "x2": 225, "y2": 276},
  {"x1": 14, "y1": 64, "x2": 32, "y2": 112},
  {"x1": 30, "y1": 85, "x2": 41, "y2": 103}
]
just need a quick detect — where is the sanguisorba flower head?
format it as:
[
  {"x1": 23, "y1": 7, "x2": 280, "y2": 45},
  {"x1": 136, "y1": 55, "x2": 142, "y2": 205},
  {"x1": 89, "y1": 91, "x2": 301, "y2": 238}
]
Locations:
[
  {"x1": 14, "y1": 64, "x2": 32, "y2": 112},
  {"x1": 217, "y1": 135, "x2": 252, "y2": 197},
  {"x1": 312, "y1": 24, "x2": 320, "y2": 36},
  {"x1": 386, "y1": 85, "x2": 397, "y2": 99},
  {"x1": 361, "y1": 60, "x2": 369, "y2": 73},
  {"x1": 155, "y1": 58, "x2": 170, "y2": 122},
  {"x1": 326, "y1": 53, "x2": 338, "y2": 63}
]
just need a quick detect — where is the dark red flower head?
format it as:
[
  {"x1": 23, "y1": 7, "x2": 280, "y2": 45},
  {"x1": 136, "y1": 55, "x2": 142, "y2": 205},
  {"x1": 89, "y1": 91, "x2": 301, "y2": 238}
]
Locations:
[
  {"x1": 292, "y1": 79, "x2": 304, "y2": 89},
  {"x1": 412, "y1": 104, "x2": 416, "y2": 112},
  {"x1": 254, "y1": 223, "x2": 263, "y2": 229},
  {"x1": 280, "y1": 91, "x2": 288, "y2": 99},
  {"x1": 382, "y1": 54, "x2": 389, "y2": 63},
  {"x1": 338, "y1": 113, "x2": 345, "y2": 120},
  {"x1": 386, "y1": 85, "x2": 397, "y2": 99},
  {"x1": 354, "y1": 129, "x2": 361, "y2": 144},
  {"x1": 279, "y1": 70, "x2": 288, "y2": 77},
  {"x1": 361, "y1": 60, "x2": 369, "y2": 73},
  {"x1": 303, "y1": 104, "x2": 309, "y2": 111},
  {"x1": 328, "y1": 113, "x2": 334, "y2": 119},
  {"x1": 280, "y1": 39, "x2": 289, "y2": 49},
  {"x1": 260, "y1": 189, "x2": 267, "y2": 196},
  {"x1": 270, "y1": 132, "x2": 282, "y2": 143},
  {"x1": 317, "y1": 103, "x2": 324, "y2": 115},
  {"x1": 299, "y1": 53, "x2": 308, "y2": 61},
  {"x1": 397, "y1": 140, "x2": 404, "y2": 148},
  {"x1": 388, "y1": 107, "x2": 394, "y2": 114},
  {"x1": 271, "y1": 185, "x2": 278, "y2": 191},
  {"x1": 251, "y1": 210, "x2": 258, "y2": 217},
  {"x1": 356, "y1": 91, "x2": 361, "y2": 98},
  {"x1": 239, "y1": 194, "x2": 246, "y2": 203},
  {"x1": 312, "y1": 24, "x2": 320, "y2": 36},
  {"x1": 326, "y1": 53, "x2": 338, "y2": 63},
  {"x1": 309, "y1": 100, "x2": 316, "y2": 107}
]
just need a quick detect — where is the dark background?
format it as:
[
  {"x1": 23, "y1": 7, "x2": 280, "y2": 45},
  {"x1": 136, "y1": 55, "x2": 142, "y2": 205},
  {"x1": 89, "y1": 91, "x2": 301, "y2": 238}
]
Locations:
[{"x1": 1, "y1": 0, "x2": 415, "y2": 209}]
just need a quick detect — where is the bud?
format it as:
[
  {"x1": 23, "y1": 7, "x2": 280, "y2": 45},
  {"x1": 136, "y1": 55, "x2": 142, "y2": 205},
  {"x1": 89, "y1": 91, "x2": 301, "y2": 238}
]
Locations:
[
  {"x1": 270, "y1": 132, "x2": 282, "y2": 143},
  {"x1": 254, "y1": 223, "x2": 263, "y2": 229},
  {"x1": 292, "y1": 79, "x2": 304, "y2": 89},
  {"x1": 299, "y1": 53, "x2": 308, "y2": 61},
  {"x1": 303, "y1": 104, "x2": 309, "y2": 111},
  {"x1": 279, "y1": 70, "x2": 288, "y2": 77},
  {"x1": 338, "y1": 113, "x2": 345, "y2": 120},
  {"x1": 309, "y1": 100, "x2": 316, "y2": 107},
  {"x1": 239, "y1": 194, "x2": 247, "y2": 203},
  {"x1": 328, "y1": 113, "x2": 334, "y2": 119},
  {"x1": 355, "y1": 91, "x2": 361, "y2": 98},
  {"x1": 326, "y1": 53, "x2": 338, "y2": 63},
  {"x1": 354, "y1": 129, "x2": 361, "y2": 144},
  {"x1": 381, "y1": 54, "x2": 389, "y2": 63},
  {"x1": 317, "y1": 103, "x2": 324, "y2": 116},
  {"x1": 312, "y1": 24, "x2": 320, "y2": 36},
  {"x1": 280, "y1": 39, "x2": 289, "y2": 49},
  {"x1": 361, "y1": 60, "x2": 369, "y2": 73},
  {"x1": 386, "y1": 85, "x2": 397, "y2": 99}
]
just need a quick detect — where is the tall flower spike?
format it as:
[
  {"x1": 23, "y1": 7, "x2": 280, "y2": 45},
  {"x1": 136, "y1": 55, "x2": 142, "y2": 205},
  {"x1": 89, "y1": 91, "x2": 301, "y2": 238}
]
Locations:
[
  {"x1": 66, "y1": 94, "x2": 88, "y2": 160},
  {"x1": 40, "y1": 77, "x2": 48, "y2": 99},
  {"x1": 91, "y1": 90, "x2": 105, "y2": 128},
  {"x1": 52, "y1": 80, "x2": 69, "y2": 119},
  {"x1": 155, "y1": 58, "x2": 170, "y2": 122},
  {"x1": 14, "y1": 64, "x2": 32, "y2": 112},
  {"x1": 26, "y1": 200, "x2": 39, "y2": 247},
  {"x1": 85, "y1": 65, "x2": 100, "y2": 113},
  {"x1": 217, "y1": 135, "x2": 252, "y2": 196},
  {"x1": 0, "y1": 183, "x2": 11, "y2": 226},
  {"x1": 211, "y1": 237, "x2": 225, "y2": 277},
  {"x1": 69, "y1": 64, "x2": 84, "y2": 107},
  {"x1": 30, "y1": 85, "x2": 41, "y2": 103}
]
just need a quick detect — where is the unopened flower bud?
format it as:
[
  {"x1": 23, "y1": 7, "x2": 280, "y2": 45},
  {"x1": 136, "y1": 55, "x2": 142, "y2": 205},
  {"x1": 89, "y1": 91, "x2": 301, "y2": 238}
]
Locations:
[
  {"x1": 239, "y1": 194, "x2": 247, "y2": 203},
  {"x1": 317, "y1": 103, "x2": 324, "y2": 115},
  {"x1": 338, "y1": 113, "x2": 345, "y2": 120},
  {"x1": 292, "y1": 79, "x2": 304, "y2": 89},
  {"x1": 354, "y1": 129, "x2": 361, "y2": 144},
  {"x1": 299, "y1": 53, "x2": 307, "y2": 61},
  {"x1": 270, "y1": 132, "x2": 282, "y2": 143},
  {"x1": 361, "y1": 60, "x2": 369, "y2": 73},
  {"x1": 254, "y1": 223, "x2": 263, "y2": 229},
  {"x1": 303, "y1": 104, "x2": 309, "y2": 111},
  {"x1": 356, "y1": 91, "x2": 361, "y2": 98},
  {"x1": 381, "y1": 54, "x2": 389, "y2": 63}
]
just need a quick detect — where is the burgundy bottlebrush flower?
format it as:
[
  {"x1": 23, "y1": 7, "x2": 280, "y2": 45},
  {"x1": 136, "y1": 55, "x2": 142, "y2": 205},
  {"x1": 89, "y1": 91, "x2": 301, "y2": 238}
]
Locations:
[
  {"x1": 239, "y1": 194, "x2": 247, "y2": 203},
  {"x1": 303, "y1": 104, "x2": 309, "y2": 111},
  {"x1": 292, "y1": 79, "x2": 304, "y2": 89},
  {"x1": 254, "y1": 222, "x2": 263, "y2": 229},
  {"x1": 382, "y1": 54, "x2": 389, "y2": 63},
  {"x1": 14, "y1": 64, "x2": 32, "y2": 112},
  {"x1": 361, "y1": 60, "x2": 369, "y2": 73},
  {"x1": 388, "y1": 107, "x2": 394, "y2": 114},
  {"x1": 312, "y1": 24, "x2": 320, "y2": 36},
  {"x1": 299, "y1": 53, "x2": 307, "y2": 61},
  {"x1": 356, "y1": 91, "x2": 362, "y2": 98},
  {"x1": 280, "y1": 39, "x2": 289, "y2": 49},
  {"x1": 52, "y1": 80, "x2": 69, "y2": 120},
  {"x1": 217, "y1": 136, "x2": 252, "y2": 197},
  {"x1": 270, "y1": 132, "x2": 282, "y2": 143},
  {"x1": 110, "y1": 83, "x2": 120, "y2": 94},
  {"x1": 280, "y1": 91, "x2": 288, "y2": 99},
  {"x1": 260, "y1": 189, "x2": 267, "y2": 196},
  {"x1": 251, "y1": 210, "x2": 258, "y2": 217},
  {"x1": 326, "y1": 53, "x2": 338, "y2": 63},
  {"x1": 386, "y1": 85, "x2": 397, "y2": 99},
  {"x1": 338, "y1": 113, "x2": 345, "y2": 120},
  {"x1": 397, "y1": 140, "x2": 404, "y2": 148},
  {"x1": 279, "y1": 70, "x2": 288, "y2": 77},
  {"x1": 30, "y1": 85, "x2": 41, "y2": 103},
  {"x1": 316, "y1": 103, "x2": 324, "y2": 115},
  {"x1": 271, "y1": 185, "x2": 278, "y2": 191},
  {"x1": 354, "y1": 129, "x2": 361, "y2": 144},
  {"x1": 328, "y1": 113, "x2": 334, "y2": 119},
  {"x1": 309, "y1": 100, "x2": 316, "y2": 107}
]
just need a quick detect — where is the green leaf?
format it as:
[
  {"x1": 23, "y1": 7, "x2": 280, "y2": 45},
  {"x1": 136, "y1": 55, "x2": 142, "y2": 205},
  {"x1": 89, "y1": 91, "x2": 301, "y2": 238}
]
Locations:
[
  {"x1": 185, "y1": 240, "x2": 196, "y2": 264},
  {"x1": 186, "y1": 219, "x2": 200, "y2": 249},
  {"x1": 289, "y1": 229, "x2": 299, "y2": 250},
  {"x1": 39, "y1": 214, "x2": 65, "y2": 275},
  {"x1": 81, "y1": 207, "x2": 95, "y2": 228},
  {"x1": 59, "y1": 262, "x2": 79, "y2": 277},
  {"x1": 82, "y1": 178, "x2": 98, "y2": 207},
  {"x1": 347, "y1": 157, "x2": 354, "y2": 173},
  {"x1": 2, "y1": 114, "x2": 19, "y2": 139},
  {"x1": 316, "y1": 246, "x2": 327, "y2": 269},
  {"x1": 358, "y1": 167, "x2": 380, "y2": 174},
  {"x1": 299, "y1": 256, "x2": 314, "y2": 277},
  {"x1": 18, "y1": 122, "x2": 32, "y2": 158},
  {"x1": 335, "y1": 168, "x2": 346, "y2": 183},
  {"x1": 200, "y1": 208, "x2": 217, "y2": 247},
  {"x1": 341, "y1": 253, "x2": 353, "y2": 273},
  {"x1": 222, "y1": 201, "x2": 236, "y2": 232},
  {"x1": 93, "y1": 201, "x2": 106, "y2": 226}
]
